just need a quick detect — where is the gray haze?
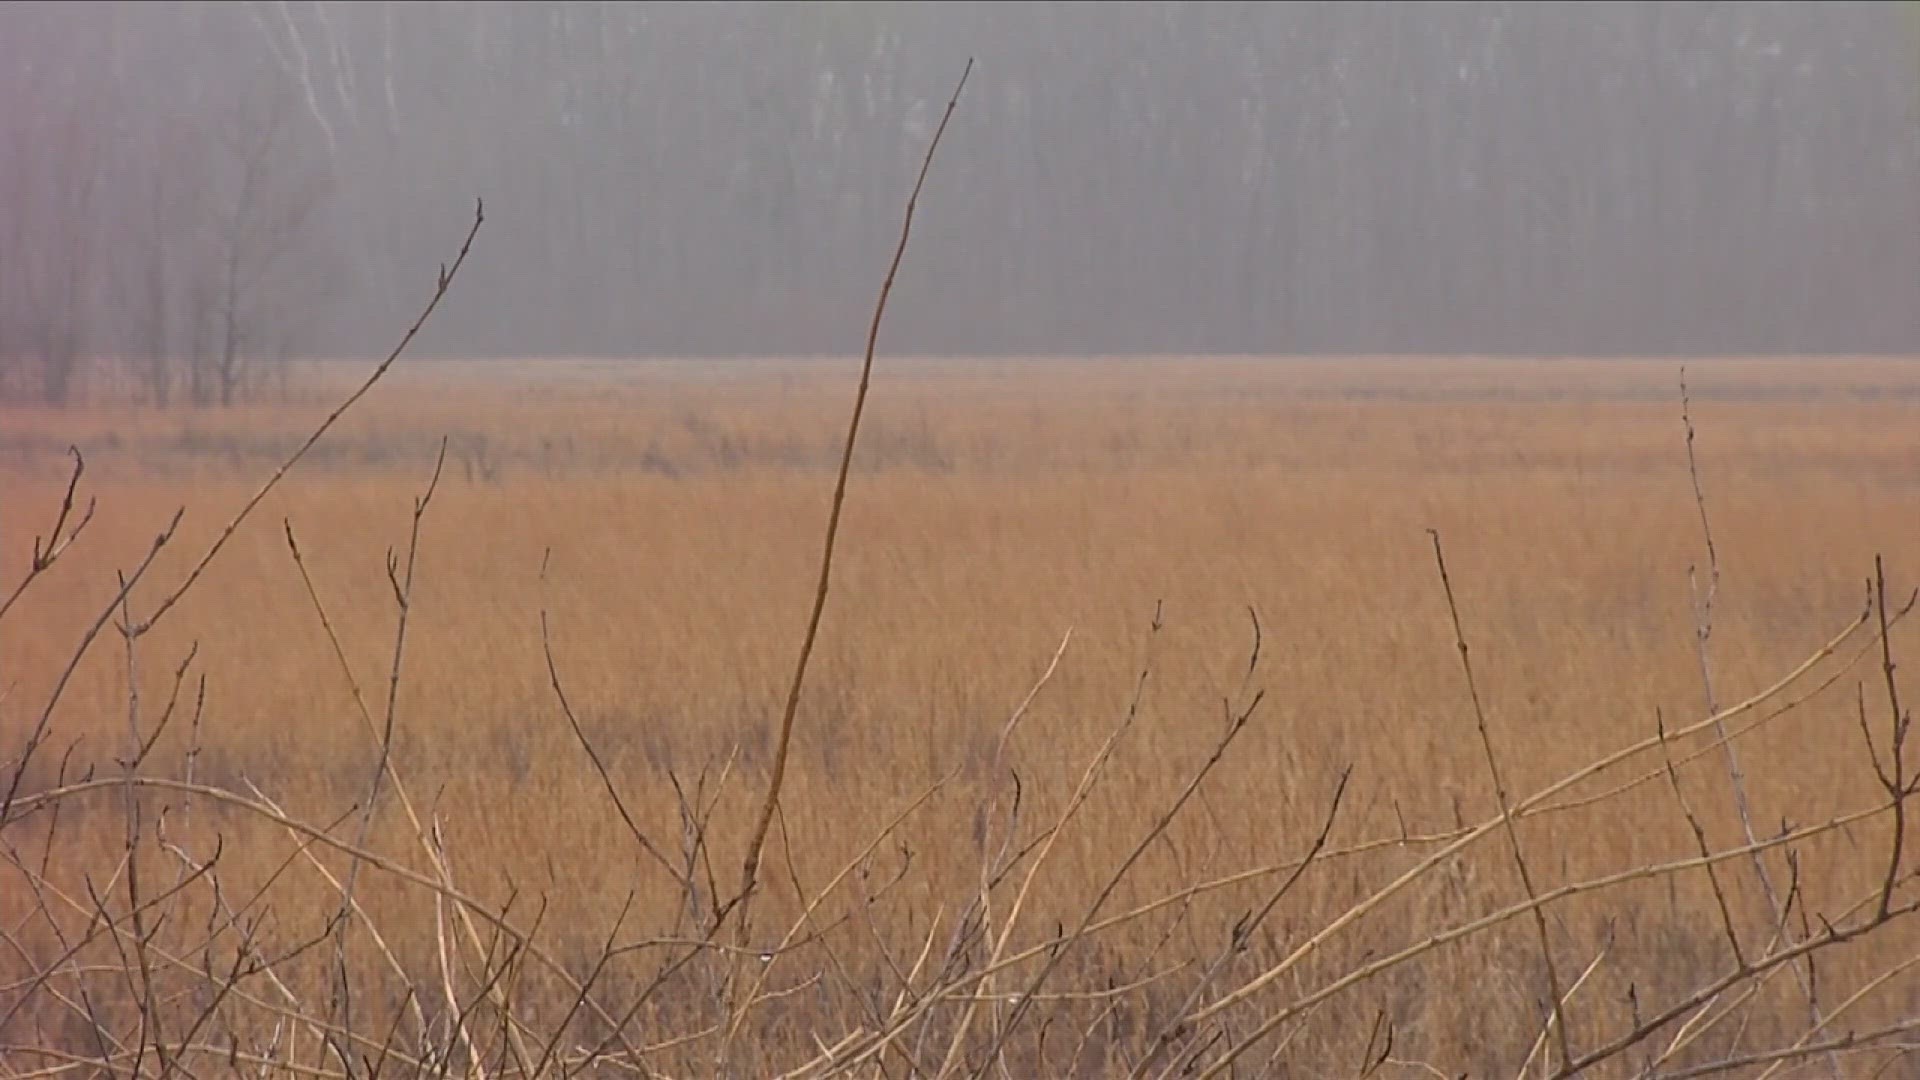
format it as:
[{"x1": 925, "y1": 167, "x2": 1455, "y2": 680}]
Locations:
[{"x1": 4, "y1": 2, "x2": 1919, "y2": 399}]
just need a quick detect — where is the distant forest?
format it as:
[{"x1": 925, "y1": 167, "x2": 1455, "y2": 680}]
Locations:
[{"x1": 3, "y1": 2, "x2": 1919, "y2": 401}]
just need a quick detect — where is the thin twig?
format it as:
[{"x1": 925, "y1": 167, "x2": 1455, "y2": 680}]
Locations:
[
  {"x1": 1657, "y1": 1016, "x2": 1920, "y2": 1080},
  {"x1": 969, "y1": 687, "x2": 1267, "y2": 1079},
  {"x1": 1657, "y1": 711, "x2": 1747, "y2": 970},
  {"x1": 934, "y1": 600, "x2": 1159, "y2": 1079},
  {"x1": 1188, "y1": 601, "x2": 1869, "y2": 1028},
  {"x1": 1429, "y1": 528, "x2": 1571, "y2": 1070},
  {"x1": 1681, "y1": 367, "x2": 1828, "y2": 1070},
  {"x1": 0, "y1": 445, "x2": 95, "y2": 625},
  {"x1": 1, "y1": 508, "x2": 183, "y2": 827},
  {"x1": 129, "y1": 199, "x2": 483, "y2": 638},
  {"x1": 331, "y1": 436, "x2": 447, "y2": 1051},
  {"x1": 1874, "y1": 555, "x2": 1914, "y2": 920},
  {"x1": 728, "y1": 57, "x2": 972, "y2": 948},
  {"x1": 539, "y1": 547, "x2": 693, "y2": 891},
  {"x1": 1513, "y1": 927, "x2": 1612, "y2": 1080},
  {"x1": 1132, "y1": 767, "x2": 1352, "y2": 1080}
]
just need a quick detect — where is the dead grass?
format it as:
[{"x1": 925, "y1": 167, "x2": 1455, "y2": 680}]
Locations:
[{"x1": 4, "y1": 355, "x2": 1920, "y2": 1076}]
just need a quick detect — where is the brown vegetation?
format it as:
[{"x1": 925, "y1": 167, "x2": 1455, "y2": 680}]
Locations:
[{"x1": 5, "y1": 341, "x2": 1920, "y2": 1076}]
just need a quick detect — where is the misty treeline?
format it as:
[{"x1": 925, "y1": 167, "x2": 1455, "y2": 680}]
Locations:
[{"x1": 2, "y1": 2, "x2": 1919, "y2": 405}]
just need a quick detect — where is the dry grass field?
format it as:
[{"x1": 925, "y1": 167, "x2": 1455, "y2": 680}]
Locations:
[{"x1": 5, "y1": 353, "x2": 1920, "y2": 1077}]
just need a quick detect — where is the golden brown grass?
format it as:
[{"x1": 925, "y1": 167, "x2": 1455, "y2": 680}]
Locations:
[{"x1": 5, "y1": 354, "x2": 1920, "y2": 1076}]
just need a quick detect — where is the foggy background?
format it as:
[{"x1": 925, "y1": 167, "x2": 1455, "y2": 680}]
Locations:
[{"x1": 3, "y1": 1, "x2": 1919, "y2": 403}]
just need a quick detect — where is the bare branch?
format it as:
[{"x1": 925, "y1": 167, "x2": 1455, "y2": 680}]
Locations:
[
  {"x1": 1429, "y1": 527, "x2": 1571, "y2": 1070},
  {"x1": 539, "y1": 547, "x2": 693, "y2": 890},
  {"x1": 130, "y1": 198, "x2": 482, "y2": 638},
  {"x1": 0, "y1": 446, "x2": 95, "y2": 625},
  {"x1": 330, "y1": 435, "x2": 448, "y2": 1054},
  {"x1": 729, "y1": 59, "x2": 972, "y2": 945}
]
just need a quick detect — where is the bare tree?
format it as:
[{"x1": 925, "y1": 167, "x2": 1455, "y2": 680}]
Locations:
[
  {"x1": 192, "y1": 79, "x2": 339, "y2": 407},
  {"x1": 107, "y1": 120, "x2": 207, "y2": 408},
  {"x1": 0, "y1": 44, "x2": 109, "y2": 406}
]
